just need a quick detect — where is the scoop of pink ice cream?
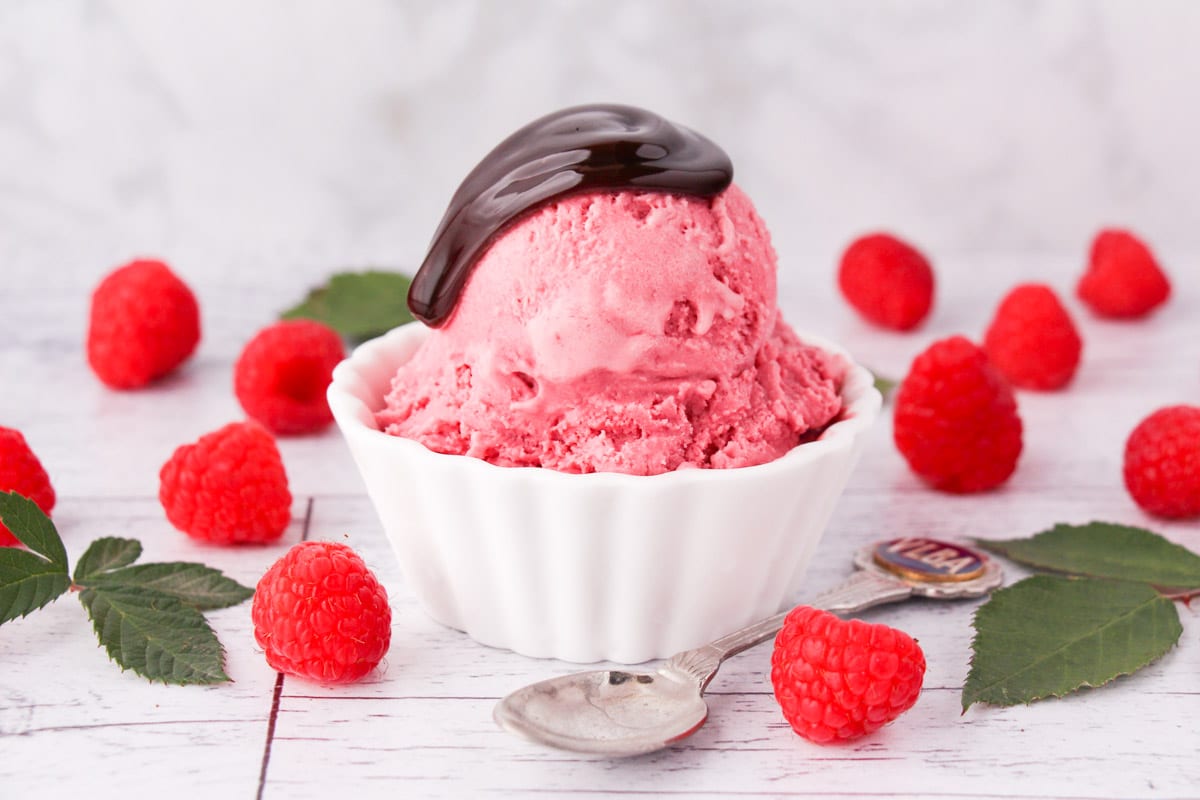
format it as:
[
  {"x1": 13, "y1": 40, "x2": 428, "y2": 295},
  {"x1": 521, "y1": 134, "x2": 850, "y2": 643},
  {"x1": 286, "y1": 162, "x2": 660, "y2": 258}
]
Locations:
[{"x1": 377, "y1": 184, "x2": 843, "y2": 475}]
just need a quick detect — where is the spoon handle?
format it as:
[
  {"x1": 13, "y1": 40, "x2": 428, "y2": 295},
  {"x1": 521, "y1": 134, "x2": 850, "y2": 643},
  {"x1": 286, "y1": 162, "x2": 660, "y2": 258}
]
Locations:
[{"x1": 665, "y1": 570, "x2": 913, "y2": 688}]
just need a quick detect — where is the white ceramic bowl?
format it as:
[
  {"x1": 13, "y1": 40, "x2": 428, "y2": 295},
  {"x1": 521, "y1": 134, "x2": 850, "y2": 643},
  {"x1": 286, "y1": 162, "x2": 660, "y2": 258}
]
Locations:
[{"x1": 328, "y1": 322, "x2": 880, "y2": 663}]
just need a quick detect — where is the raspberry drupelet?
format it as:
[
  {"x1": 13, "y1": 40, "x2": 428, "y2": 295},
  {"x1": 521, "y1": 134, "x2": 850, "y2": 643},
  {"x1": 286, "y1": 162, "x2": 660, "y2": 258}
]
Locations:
[
  {"x1": 87, "y1": 259, "x2": 201, "y2": 388},
  {"x1": 838, "y1": 233, "x2": 935, "y2": 331},
  {"x1": 1077, "y1": 229, "x2": 1170, "y2": 318},
  {"x1": 771, "y1": 605, "x2": 926, "y2": 743},
  {"x1": 983, "y1": 283, "x2": 1083, "y2": 391},
  {"x1": 1124, "y1": 405, "x2": 1200, "y2": 519},
  {"x1": 159, "y1": 421, "x2": 292, "y2": 544},
  {"x1": 893, "y1": 336, "x2": 1023, "y2": 493},
  {"x1": 252, "y1": 541, "x2": 392, "y2": 683},
  {"x1": 234, "y1": 320, "x2": 345, "y2": 435}
]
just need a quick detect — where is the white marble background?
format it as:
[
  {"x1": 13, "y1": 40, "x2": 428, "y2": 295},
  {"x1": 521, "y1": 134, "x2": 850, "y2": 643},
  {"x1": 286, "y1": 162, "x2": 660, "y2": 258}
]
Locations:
[{"x1": 1, "y1": 0, "x2": 1198, "y2": 297}]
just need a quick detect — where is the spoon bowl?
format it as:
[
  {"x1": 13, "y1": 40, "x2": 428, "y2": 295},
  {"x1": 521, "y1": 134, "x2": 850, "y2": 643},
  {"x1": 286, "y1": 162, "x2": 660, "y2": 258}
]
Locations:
[{"x1": 494, "y1": 668, "x2": 709, "y2": 757}]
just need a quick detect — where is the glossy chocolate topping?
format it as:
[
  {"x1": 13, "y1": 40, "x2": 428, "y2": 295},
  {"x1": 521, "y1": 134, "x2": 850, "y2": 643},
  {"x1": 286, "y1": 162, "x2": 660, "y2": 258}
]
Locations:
[{"x1": 407, "y1": 104, "x2": 734, "y2": 326}]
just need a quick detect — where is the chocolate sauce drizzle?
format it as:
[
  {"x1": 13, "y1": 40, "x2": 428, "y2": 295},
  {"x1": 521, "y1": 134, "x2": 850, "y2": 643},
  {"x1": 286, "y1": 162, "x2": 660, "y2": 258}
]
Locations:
[{"x1": 407, "y1": 104, "x2": 734, "y2": 326}]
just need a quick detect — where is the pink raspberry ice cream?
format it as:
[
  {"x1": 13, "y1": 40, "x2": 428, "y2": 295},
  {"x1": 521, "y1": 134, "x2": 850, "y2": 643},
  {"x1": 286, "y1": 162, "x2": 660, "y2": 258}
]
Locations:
[{"x1": 377, "y1": 182, "x2": 843, "y2": 475}]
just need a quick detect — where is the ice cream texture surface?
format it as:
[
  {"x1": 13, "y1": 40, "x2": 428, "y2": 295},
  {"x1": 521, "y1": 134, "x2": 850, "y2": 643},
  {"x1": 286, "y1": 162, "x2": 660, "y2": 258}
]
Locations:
[{"x1": 378, "y1": 183, "x2": 844, "y2": 475}]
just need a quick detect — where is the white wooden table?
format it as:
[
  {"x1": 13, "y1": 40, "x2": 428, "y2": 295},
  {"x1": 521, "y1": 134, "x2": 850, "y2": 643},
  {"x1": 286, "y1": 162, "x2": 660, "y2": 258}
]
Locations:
[{"x1": 2, "y1": 251, "x2": 1197, "y2": 799}]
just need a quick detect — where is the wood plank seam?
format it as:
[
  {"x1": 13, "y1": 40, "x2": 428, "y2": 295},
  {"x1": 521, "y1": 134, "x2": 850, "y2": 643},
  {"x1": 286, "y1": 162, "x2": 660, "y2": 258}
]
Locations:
[{"x1": 256, "y1": 496, "x2": 314, "y2": 800}]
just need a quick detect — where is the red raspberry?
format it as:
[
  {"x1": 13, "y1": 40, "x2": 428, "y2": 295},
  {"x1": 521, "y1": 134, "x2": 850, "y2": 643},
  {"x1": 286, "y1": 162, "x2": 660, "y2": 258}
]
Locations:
[
  {"x1": 894, "y1": 336, "x2": 1023, "y2": 493},
  {"x1": 1077, "y1": 229, "x2": 1170, "y2": 318},
  {"x1": 983, "y1": 283, "x2": 1083, "y2": 390},
  {"x1": 252, "y1": 541, "x2": 392, "y2": 683},
  {"x1": 1123, "y1": 406, "x2": 1200, "y2": 519},
  {"x1": 234, "y1": 320, "x2": 345, "y2": 435},
  {"x1": 87, "y1": 259, "x2": 201, "y2": 388},
  {"x1": 159, "y1": 421, "x2": 291, "y2": 544},
  {"x1": 0, "y1": 427, "x2": 56, "y2": 547},
  {"x1": 838, "y1": 233, "x2": 935, "y2": 331},
  {"x1": 771, "y1": 605, "x2": 925, "y2": 743}
]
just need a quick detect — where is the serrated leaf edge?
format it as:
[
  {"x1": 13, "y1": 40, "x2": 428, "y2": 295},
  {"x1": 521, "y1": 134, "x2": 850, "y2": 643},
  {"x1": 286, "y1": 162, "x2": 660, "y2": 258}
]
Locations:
[
  {"x1": 88, "y1": 561, "x2": 254, "y2": 611},
  {"x1": 78, "y1": 585, "x2": 231, "y2": 686},
  {"x1": 962, "y1": 576, "x2": 1183, "y2": 711},
  {"x1": 974, "y1": 522, "x2": 1200, "y2": 591},
  {"x1": 0, "y1": 568, "x2": 72, "y2": 624},
  {"x1": 0, "y1": 490, "x2": 69, "y2": 569},
  {"x1": 280, "y1": 269, "x2": 414, "y2": 340},
  {"x1": 73, "y1": 536, "x2": 143, "y2": 583}
]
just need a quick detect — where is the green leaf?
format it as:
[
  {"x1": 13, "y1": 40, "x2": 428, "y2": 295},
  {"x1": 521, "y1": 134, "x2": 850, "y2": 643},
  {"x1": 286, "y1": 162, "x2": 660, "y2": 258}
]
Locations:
[
  {"x1": 89, "y1": 562, "x2": 254, "y2": 611},
  {"x1": 79, "y1": 585, "x2": 230, "y2": 685},
  {"x1": 73, "y1": 537, "x2": 142, "y2": 583},
  {"x1": 0, "y1": 490, "x2": 68, "y2": 568},
  {"x1": 871, "y1": 372, "x2": 897, "y2": 402},
  {"x1": 0, "y1": 492, "x2": 71, "y2": 624},
  {"x1": 281, "y1": 270, "x2": 414, "y2": 341},
  {"x1": 977, "y1": 522, "x2": 1200, "y2": 592},
  {"x1": 962, "y1": 575, "x2": 1182, "y2": 710},
  {"x1": 0, "y1": 548, "x2": 71, "y2": 624}
]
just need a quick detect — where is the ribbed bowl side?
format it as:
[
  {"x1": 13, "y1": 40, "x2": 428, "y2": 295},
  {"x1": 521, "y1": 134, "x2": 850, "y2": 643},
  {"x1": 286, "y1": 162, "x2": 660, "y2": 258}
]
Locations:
[{"x1": 330, "y1": 323, "x2": 881, "y2": 663}]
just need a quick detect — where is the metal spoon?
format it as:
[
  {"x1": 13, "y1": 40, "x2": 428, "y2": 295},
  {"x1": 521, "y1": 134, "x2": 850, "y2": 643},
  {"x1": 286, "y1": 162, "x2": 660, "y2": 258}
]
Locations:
[{"x1": 494, "y1": 537, "x2": 1003, "y2": 757}]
